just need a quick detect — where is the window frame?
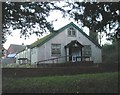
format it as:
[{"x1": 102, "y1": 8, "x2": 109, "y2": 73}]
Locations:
[
  {"x1": 82, "y1": 45, "x2": 91, "y2": 57},
  {"x1": 67, "y1": 27, "x2": 76, "y2": 37},
  {"x1": 51, "y1": 44, "x2": 61, "y2": 56}
]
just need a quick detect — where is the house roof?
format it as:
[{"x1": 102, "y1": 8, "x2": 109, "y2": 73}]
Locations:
[
  {"x1": 30, "y1": 22, "x2": 101, "y2": 49},
  {"x1": 7, "y1": 44, "x2": 26, "y2": 54},
  {"x1": 16, "y1": 45, "x2": 32, "y2": 54}
]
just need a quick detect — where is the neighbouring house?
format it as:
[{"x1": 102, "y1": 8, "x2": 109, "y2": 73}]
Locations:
[
  {"x1": 2, "y1": 44, "x2": 26, "y2": 64},
  {"x1": 7, "y1": 44, "x2": 26, "y2": 56},
  {"x1": 16, "y1": 22, "x2": 102, "y2": 65},
  {"x1": 0, "y1": 45, "x2": 4, "y2": 67},
  {"x1": 0, "y1": 47, "x2": 4, "y2": 58},
  {"x1": 0, "y1": 47, "x2": 8, "y2": 66}
]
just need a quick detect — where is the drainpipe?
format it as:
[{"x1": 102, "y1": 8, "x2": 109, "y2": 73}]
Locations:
[{"x1": 30, "y1": 49, "x2": 31, "y2": 65}]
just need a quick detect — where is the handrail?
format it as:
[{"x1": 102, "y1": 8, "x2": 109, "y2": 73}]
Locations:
[
  {"x1": 37, "y1": 55, "x2": 91, "y2": 64},
  {"x1": 37, "y1": 55, "x2": 70, "y2": 64}
]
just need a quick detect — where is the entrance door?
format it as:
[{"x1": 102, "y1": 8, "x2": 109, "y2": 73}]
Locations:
[
  {"x1": 65, "y1": 40, "x2": 84, "y2": 62},
  {"x1": 71, "y1": 48, "x2": 81, "y2": 62}
]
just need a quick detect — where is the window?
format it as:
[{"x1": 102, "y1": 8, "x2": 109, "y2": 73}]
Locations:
[
  {"x1": 82, "y1": 45, "x2": 91, "y2": 57},
  {"x1": 51, "y1": 44, "x2": 61, "y2": 56},
  {"x1": 68, "y1": 27, "x2": 76, "y2": 36}
]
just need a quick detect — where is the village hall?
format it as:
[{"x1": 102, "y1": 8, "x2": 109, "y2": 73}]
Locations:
[{"x1": 16, "y1": 22, "x2": 102, "y2": 65}]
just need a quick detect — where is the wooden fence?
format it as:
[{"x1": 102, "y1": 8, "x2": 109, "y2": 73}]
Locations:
[{"x1": 2, "y1": 63, "x2": 118, "y2": 78}]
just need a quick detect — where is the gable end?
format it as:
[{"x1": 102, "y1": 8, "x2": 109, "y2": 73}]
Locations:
[{"x1": 30, "y1": 22, "x2": 101, "y2": 49}]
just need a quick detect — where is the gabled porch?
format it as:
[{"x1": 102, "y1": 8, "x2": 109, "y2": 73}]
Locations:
[{"x1": 65, "y1": 40, "x2": 91, "y2": 62}]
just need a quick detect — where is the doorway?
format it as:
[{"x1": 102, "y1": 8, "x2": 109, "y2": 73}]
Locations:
[{"x1": 69, "y1": 47, "x2": 81, "y2": 62}]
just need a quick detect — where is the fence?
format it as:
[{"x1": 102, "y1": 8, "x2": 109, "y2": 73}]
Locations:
[
  {"x1": 1, "y1": 58, "x2": 16, "y2": 64},
  {"x1": 2, "y1": 63, "x2": 118, "y2": 78}
]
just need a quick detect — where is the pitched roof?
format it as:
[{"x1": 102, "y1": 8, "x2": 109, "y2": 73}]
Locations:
[
  {"x1": 7, "y1": 44, "x2": 26, "y2": 54},
  {"x1": 30, "y1": 22, "x2": 101, "y2": 49},
  {"x1": 16, "y1": 45, "x2": 33, "y2": 54}
]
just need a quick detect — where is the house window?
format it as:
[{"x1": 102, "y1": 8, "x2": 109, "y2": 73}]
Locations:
[
  {"x1": 82, "y1": 45, "x2": 91, "y2": 57},
  {"x1": 51, "y1": 44, "x2": 61, "y2": 56},
  {"x1": 67, "y1": 27, "x2": 76, "y2": 37}
]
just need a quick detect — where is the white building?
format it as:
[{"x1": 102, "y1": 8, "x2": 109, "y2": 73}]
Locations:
[
  {"x1": 16, "y1": 22, "x2": 102, "y2": 64},
  {"x1": 16, "y1": 45, "x2": 31, "y2": 64}
]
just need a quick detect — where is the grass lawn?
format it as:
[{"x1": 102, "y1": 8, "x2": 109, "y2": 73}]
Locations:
[{"x1": 2, "y1": 72, "x2": 118, "y2": 93}]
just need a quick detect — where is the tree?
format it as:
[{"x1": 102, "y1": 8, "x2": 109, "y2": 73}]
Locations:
[
  {"x1": 61, "y1": 2, "x2": 119, "y2": 44},
  {"x1": 2, "y1": 2, "x2": 119, "y2": 44},
  {"x1": 2, "y1": 2, "x2": 64, "y2": 42},
  {"x1": 102, "y1": 42, "x2": 118, "y2": 63}
]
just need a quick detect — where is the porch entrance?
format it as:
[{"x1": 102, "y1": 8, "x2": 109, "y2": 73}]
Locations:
[
  {"x1": 65, "y1": 40, "x2": 84, "y2": 62},
  {"x1": 69, "y1": 47, "x2": 81, "y2": 62}
]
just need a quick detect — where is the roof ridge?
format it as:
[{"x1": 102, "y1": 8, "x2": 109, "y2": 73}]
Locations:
[
  {"x1": 30, "y1": 22, "x2": 101, "y2": 49},
  {"x1": 71, "y1": 23, "x2": 101, "y2": 48}
]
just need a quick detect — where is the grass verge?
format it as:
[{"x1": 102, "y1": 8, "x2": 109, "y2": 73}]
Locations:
[{"x1": 2, "y1": 72, "x2": 118, "y2": 93}]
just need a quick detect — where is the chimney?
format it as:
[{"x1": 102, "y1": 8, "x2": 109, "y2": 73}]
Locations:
[{"x1": 22, "y1": 43, "x2": 24, "y2": 45}]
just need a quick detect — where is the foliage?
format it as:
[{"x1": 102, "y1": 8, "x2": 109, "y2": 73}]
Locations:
[
  {"x1": 102, "y1": 41, "x2": 118, "y2": 63},
  {"x1": 2, "y1": 2, "x2": 58, "y2": 41},
  {"x1": 2, "y1": 2, "x2": 119, "y2": 43},
  {"x1": 2, "y1": 63, "x2": 35, "y2": 68},
  {"x1": 3, "y1": 72, "x2": 118, "y2": 93},
  {"x1": 62, "y1": 2, "x2": 119, "y2": 42},
  {"x1": 2, "y1": 2, "x2": 53, "y2": 33}
]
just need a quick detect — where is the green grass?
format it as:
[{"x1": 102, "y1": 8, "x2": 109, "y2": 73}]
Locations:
[{"x1": 3, "y1": 72, "x2": 118, "y2": 93}]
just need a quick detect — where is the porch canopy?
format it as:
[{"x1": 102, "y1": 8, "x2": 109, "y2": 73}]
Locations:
[
  {"x1": 65, "y1": 40, "x2": 84, "y2": 48},
  {"x1": 65, "y1": 40, "x2": 84, "y2": 62}
]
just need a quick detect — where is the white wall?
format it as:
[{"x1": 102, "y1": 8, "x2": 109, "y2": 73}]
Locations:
[
  {"x1": 26, "y1": 49, "x2": 31, "y2": 61},
  {"x1": 35, "y1": 25, "x2": 102, "y2": 64},
  {"x1": 31, "y1": 47, "x2": 37, "y2": 64},
  {"x1": 76, "y1": 29, "x2": 102, "y2": 63},
  {"x1": 16, "y1": 48, "x2": 31, "y2": 64}
]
